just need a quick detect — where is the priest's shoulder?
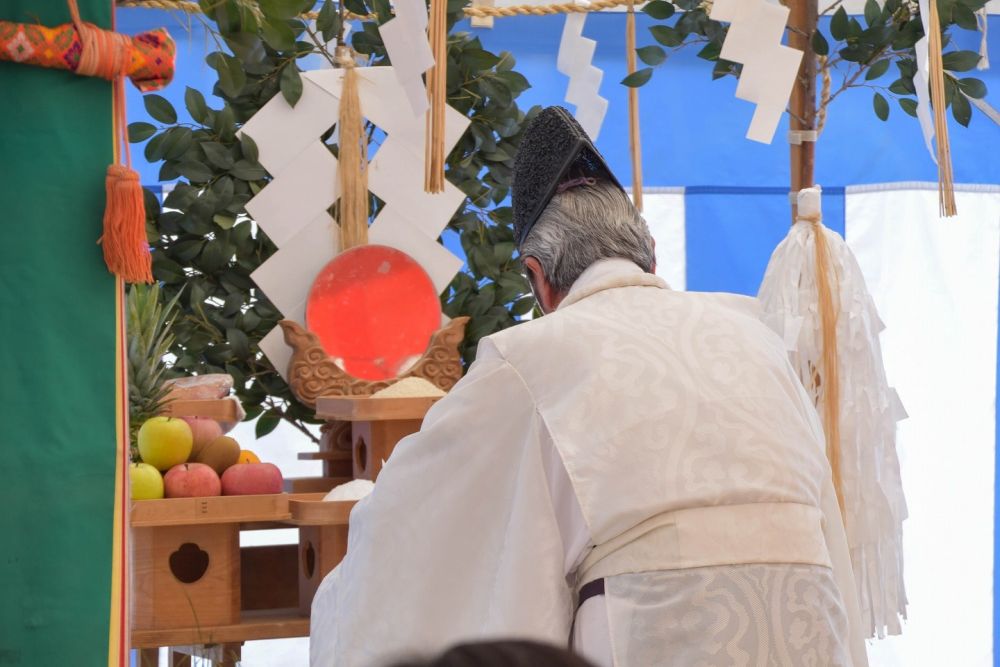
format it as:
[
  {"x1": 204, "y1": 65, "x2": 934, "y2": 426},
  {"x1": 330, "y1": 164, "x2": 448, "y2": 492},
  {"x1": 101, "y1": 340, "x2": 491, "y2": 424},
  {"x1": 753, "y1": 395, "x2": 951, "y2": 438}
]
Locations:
[
  {"x1": 686, "y1": 291, "x2": 763, "y2": 319},
  {"x1": 475, "y1": 312, "x2": 554, "y2": 359}
]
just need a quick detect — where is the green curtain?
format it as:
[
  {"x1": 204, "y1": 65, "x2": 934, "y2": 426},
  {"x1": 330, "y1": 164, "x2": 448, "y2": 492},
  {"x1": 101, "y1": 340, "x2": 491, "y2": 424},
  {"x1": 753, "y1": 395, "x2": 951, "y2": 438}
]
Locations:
[{"x1": 0, "y1": 1, "x2": 117, "y2": 664}]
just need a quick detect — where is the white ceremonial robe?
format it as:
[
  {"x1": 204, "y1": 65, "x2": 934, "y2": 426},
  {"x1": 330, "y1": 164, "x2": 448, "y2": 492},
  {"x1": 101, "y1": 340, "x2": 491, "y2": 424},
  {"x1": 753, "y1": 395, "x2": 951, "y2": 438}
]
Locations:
[{"x1": 310, "y1": 259, "x2": 868, "y2": 667}]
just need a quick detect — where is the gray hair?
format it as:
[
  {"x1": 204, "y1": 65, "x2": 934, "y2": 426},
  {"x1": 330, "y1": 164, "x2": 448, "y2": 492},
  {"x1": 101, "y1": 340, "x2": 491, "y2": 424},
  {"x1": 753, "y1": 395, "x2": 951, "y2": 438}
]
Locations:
[{"x1": 519, "y1": 181, "x2": 655, "y2": 293}]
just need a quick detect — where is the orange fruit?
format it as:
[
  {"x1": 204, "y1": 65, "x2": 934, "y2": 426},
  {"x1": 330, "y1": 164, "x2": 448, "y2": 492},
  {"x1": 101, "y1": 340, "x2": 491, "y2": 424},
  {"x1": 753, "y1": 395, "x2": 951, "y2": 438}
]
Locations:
[{"x1": 238, "y1": 449, "x2": 261, "y2": 464}]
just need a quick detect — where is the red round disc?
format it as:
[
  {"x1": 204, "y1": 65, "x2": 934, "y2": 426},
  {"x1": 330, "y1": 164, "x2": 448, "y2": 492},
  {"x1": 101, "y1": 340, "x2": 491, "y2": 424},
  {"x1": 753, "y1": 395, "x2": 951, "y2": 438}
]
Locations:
[{"x1": 305, "y1": 245, "x2": 441, "y2": 381}]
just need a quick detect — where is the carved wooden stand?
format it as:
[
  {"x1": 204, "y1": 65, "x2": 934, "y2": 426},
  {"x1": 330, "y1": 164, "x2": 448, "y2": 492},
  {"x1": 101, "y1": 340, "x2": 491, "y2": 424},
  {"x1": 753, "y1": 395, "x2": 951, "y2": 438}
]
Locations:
[
  {"x1": 279, "y1": 316, "x2": 469, "y2": 405},
  {"x1": 315, "y1": 395, "x2": 444, "y2": 481},
  {"x1": 280, "y1": 316, "x2": 469, "y2": 491}
]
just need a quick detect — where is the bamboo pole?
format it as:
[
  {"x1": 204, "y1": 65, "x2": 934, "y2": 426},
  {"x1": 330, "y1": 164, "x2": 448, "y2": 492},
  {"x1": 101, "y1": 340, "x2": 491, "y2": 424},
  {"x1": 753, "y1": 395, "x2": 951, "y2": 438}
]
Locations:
[
  {"x1": 625, "y1": 0, "x2": 643, "y2": 212},
  {"x1": 787, "y1": 0, "x2": 819, "y2": 219}
]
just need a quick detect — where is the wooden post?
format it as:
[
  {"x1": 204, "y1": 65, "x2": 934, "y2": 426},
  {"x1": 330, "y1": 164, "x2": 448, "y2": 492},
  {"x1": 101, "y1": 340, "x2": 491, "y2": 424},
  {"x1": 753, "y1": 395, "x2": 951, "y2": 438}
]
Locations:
[{"x1": 787, "y1": 0, "x2": 819, "y2": 218}]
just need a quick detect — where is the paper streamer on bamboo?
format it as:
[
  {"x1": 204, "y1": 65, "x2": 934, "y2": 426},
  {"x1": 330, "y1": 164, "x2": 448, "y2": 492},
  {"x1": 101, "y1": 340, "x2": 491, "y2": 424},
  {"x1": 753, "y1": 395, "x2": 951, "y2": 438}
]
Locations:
[
  {"x1": 759, "y1": 188, "x2": 909, "y2": 639},
  {"x1": 379, "y1": 0, "x2": 434, "y2": 115},
  {"x1": 710, "y1": 0, "x2": 802, "y2": 144},
  {"x1": 239, "y1": 66, "x2": 470, "y2": 378},
  {"x1": 557, "y1": 11, "x2": 607, "y2": 140}
]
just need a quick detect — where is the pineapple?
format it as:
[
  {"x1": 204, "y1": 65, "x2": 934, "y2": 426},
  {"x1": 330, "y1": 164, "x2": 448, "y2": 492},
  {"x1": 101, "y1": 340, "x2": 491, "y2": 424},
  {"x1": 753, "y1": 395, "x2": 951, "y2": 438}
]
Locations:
[{"x1": 126, "y1": 284, "x2": 182, "y2": 461}]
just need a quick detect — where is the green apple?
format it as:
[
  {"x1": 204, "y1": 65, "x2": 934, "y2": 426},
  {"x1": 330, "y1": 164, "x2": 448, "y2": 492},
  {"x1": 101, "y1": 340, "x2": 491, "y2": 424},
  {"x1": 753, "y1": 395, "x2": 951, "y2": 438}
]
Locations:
[
  {"x1": 138, "y1": 416, "x2": 193, "y2": 471},
  {"x1": 130, "y1": 462, "x2": 165, "y2": 500}
]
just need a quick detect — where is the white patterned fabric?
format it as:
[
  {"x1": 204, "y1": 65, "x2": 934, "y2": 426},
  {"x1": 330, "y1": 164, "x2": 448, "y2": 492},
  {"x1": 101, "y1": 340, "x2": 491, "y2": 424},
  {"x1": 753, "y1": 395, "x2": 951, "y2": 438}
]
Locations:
[
  {"x1": 759, "y1": 220, "x2": 908, "y2": 639},
  {"x1": 310, "y1": 259, "x2": 867, "y2": 667},
  {"x1": 606, "y1": 564, "x2": 851, "y2": 667}
]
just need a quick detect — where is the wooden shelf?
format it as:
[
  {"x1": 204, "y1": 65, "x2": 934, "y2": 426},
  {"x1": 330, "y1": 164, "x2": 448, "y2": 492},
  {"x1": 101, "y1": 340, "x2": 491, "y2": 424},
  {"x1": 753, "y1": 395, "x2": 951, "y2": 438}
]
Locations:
[
  {"x1": 288, "y1": 498, "x2": 355, "y2": 525},
  {"x1": 131, "y1": 492, "x2": 355, "y2": 528},
  {"x1": 131, "y1": 608, "x2": 309, "y2": 648},
  {"x1": 297, "y1": 450, "x2": 351, "y2": 461},
  {"x1": 315, "y1": 395, "x2": 440, "y2": 422},
  {"x1": 283, "y1": 476, "x2": 349, "y2": 494},
  {"x1": 131, "y1": 493, "x2": 332, "y2": 528},
  {"x1": 161, "y1": 398, "x2": 240, "y2": 422}
]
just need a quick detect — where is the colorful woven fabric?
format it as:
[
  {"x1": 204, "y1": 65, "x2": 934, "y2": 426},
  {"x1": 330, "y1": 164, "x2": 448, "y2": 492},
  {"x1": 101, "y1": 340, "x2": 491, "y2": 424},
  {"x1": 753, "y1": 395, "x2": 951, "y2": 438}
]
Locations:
[{"x1": 0, "y1": 20, "x2": 174, "y2": 91}]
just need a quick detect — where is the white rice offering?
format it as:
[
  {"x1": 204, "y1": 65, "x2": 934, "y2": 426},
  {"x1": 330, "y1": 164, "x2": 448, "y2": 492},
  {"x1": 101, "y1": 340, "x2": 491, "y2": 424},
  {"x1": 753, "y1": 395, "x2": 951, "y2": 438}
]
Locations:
[
  {"x1": 324, "y1": 479, "x2": 376, "y2": 501},
  {"x1": 372, "y1": 377, "x2": 445, "y2": 398}
]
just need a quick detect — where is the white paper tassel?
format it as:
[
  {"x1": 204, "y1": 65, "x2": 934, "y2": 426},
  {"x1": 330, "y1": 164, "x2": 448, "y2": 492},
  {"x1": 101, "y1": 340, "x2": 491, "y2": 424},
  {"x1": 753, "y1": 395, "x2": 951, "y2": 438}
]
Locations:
[
  {"x1": 557, "y1": 10, "x2": 608, "y2": 140},
  {"x1": 759, "y1": 189, "x2": 909, "y2": 638}
]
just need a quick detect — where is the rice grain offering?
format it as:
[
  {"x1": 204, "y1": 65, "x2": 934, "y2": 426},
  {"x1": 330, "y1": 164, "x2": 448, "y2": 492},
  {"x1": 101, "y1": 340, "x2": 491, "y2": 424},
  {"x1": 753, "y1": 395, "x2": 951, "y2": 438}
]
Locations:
[
  {"x1": 371, "y1": 377, "x2": 446, "y2": 398},
  {"x1": 324, "y1": 479, "x2": 375, "y2": 501}
]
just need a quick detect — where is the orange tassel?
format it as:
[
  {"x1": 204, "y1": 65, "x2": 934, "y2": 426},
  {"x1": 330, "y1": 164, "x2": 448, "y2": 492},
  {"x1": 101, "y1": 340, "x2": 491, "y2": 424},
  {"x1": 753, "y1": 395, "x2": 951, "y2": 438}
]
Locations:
[
  {"x1": 101, "y1": 164, "x2": 152, "y2": 284},
  {"x1": 70, "y1": 0, "x2": 152, "y2": 283}
]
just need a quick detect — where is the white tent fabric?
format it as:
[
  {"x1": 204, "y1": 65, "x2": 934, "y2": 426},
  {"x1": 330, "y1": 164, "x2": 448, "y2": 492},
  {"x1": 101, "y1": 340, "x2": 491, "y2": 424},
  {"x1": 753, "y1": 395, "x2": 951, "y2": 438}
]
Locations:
[
  {"x1": 633, "y1": 187, "x2": 686, "y2": 290},
  {"x1": 845, "y1": 184, "x2": 1000, "y2": 667}
]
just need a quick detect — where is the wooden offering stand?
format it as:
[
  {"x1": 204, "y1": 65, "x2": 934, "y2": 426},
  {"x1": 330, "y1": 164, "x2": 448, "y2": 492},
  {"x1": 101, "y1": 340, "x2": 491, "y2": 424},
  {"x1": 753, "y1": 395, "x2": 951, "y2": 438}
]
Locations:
[
  {"x1": 280, "y1": 316, "x2": 468, "y2": 492},
  {"x1": 131, "y1": 492, "x2": 355, "y2": 665},
  {"x1": 315, "y1": 395, "x2": 443, "y2": 480},
  {"x1": 131, "y1": 317, "x2": 467, "y2": 664},
  {"x1": 132, "y1": 398, "x2": 353, "y2": 666}
]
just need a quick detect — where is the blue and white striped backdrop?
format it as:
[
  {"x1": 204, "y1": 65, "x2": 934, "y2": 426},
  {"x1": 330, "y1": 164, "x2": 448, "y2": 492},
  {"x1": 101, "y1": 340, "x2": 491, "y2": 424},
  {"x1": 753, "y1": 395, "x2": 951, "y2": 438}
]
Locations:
[
  {"x1": 124, "y1": 7, "x2": 1000, "y2": 665},
  {"x1": 638, "y1": 183, "x2": 1000, "y2": 667}
]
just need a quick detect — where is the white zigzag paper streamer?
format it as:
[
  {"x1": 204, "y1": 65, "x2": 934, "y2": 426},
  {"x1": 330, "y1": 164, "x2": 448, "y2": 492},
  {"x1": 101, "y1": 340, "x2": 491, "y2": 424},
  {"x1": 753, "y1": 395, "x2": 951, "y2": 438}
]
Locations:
[
  {"x1": 711, "y1": 0, "x2": 803, "y2": 144},
  {"x1": 911, "y1": 0, "x2": 939, "y2": 162},
  {"x1": 240, "y1": 67, "x2": 470, "y2": 379},
  {"x1": 379, "y1": 0, "x2": 435, "y2": 115},
  {"x1": 557, "y1": 12, "x2": 608, "y2": 140}
]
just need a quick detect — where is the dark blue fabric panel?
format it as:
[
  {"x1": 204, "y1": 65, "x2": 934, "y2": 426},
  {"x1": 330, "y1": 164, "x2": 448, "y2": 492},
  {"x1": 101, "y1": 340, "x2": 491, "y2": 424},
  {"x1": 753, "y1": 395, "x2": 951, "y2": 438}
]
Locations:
[
  {"x1": 685, "y1": 187, "x2": 845, "y2": 296},
  {"x1": 119, "y1": 10, "x2": 1000, "y2": 189},
  {"x1": 470, "y1": 14, "x2": 1000, "y2": 188}
]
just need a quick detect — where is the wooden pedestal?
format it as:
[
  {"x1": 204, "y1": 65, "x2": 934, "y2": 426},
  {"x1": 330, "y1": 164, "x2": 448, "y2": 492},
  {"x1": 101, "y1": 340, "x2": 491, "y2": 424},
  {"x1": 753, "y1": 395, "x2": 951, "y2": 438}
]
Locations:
[
  {"x1": 297, "y1": 525, "x2": 349, "y2": 615},
  {"x1": 316, "y1": 396, "x2": 440, "y2": 481},
  {"x1": 130, "y1": 493, "x2": 355, "y2": 652},
  {"x1": 351, "y1": 419, "x2": 421, "y2": 480},
  {"x1": 132, "y1": 523, "x2": 240, "y2": 631}
]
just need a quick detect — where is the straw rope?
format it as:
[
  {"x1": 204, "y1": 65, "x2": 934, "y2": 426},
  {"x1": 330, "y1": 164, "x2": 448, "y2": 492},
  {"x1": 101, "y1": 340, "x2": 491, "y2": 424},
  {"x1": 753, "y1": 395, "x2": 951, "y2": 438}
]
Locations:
[
  {"x1": 927, "y1": 0, "x2": 957, "y2": 217},
  {"x1": 817, "y1": 55, "x2": 832, "y2": 133},
  {"x1": 463, "y1": 0, "x2": 633, "y2": 17},
  {"x1": 334, "y1": 47, "x2": 370, "y2": 250},
  {"x1": 799, "y1": 210, "x2": 845, "y2": 519},
  {"x1": 117, "y1": 0, "x2": 635, "y2": 20}
]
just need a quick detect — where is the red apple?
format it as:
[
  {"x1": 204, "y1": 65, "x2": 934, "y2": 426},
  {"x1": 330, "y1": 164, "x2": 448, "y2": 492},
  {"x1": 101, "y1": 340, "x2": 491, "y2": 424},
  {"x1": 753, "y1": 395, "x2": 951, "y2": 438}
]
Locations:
[
  {"x1": 164, "y1": 463, "x2": 222, "y2": 498},
  {"x1": 221, "y1": 463, "x2": 284, "y2": 496},
  {"x1": 181, "y1": 417, "x2": 224, "y2": 459}
]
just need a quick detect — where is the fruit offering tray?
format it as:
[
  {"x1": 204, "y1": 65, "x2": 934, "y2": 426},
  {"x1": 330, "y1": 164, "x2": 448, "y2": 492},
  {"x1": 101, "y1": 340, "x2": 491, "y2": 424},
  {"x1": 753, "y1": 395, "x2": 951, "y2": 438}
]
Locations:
[
  {"x1": 130, "y1": 491, "x2": 354, "y2": 527},
  {"x1": 130, "y1": 492, "x2": 356, "y2": 649}
]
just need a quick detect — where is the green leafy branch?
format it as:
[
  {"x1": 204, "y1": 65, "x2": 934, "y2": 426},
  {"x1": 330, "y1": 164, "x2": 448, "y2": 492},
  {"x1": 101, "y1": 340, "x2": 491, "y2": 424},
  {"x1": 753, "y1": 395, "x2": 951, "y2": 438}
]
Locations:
[
  {"x1": 130, "y1": 0, "x2": 537, "y2": 439},
  {"x1": 626, "y1": 0, "x2": 990, "y2": 127}
]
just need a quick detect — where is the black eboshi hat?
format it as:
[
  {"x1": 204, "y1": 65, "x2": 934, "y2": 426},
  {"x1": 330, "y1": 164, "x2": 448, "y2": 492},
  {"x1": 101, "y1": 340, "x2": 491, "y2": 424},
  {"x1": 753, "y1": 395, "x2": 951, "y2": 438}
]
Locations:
[{"x1": 512, "y1": 106, "x2": 624, "y2": 247}]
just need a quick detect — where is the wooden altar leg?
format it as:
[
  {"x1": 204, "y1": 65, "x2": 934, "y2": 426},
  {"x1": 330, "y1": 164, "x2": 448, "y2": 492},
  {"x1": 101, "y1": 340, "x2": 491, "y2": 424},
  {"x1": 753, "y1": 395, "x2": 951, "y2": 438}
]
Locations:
[
  {"x1": 352, "y1": 419, "x2": 422, "y2": 480},
  {"x1": 167, "y1": 643, "x2": 242, "y2": 666},
  {"x1": 216, "y1": 643, "x2": 242, "y2": 667},
  {"x1": 138, "y1": 648, "x2": 160, "y2": 667}
]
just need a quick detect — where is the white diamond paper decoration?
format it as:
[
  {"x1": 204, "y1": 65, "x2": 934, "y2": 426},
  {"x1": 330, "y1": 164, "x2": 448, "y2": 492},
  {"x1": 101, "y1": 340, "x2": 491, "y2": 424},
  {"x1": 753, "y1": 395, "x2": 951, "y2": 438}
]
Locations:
[{"x1": 240, "y1": 66, "x2": 471, "y2": 379}]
